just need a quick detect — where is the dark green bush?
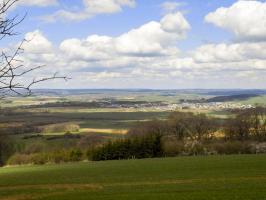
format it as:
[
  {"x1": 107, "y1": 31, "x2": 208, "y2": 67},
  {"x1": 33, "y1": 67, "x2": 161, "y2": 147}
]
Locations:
[
  {"x1": 0, "y1": 134, "x2": 15, "y2": 166},
  {"x1": 90, "y1": 133, "x2": 163, "y2": 161},
  {"x1": 69, "y1": 149, "x2": 83, "y2": 161}
]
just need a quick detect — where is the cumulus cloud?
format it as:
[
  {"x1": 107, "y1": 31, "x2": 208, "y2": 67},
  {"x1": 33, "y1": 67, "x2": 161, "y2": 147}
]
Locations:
[
  {"x1": 17, "y1": 3, "x2": 266, "y2": 89},
  {"x1": 60, "y1": 35, "x2": 113, "y2": 61},
  {"x1": 205, "y1": 0, "x2": 266, "y2": 41},
  {"x1": 41, "y1": 0, "x2": 136, "y2": 22},
  {"x1": 23, "y1": 30, "x2": 53, "y2": 54},
  {"x1": 60, "y1": 11, "x2": 190, "y2": 59},
  {"x1": 160, "y1": 12, "x2": 190, "y2": 35},
  {"x1": 15, "y1": 12, "x2": 192, "y2": 87},
  {"x1": 193, "y1": 42, "x2": 266, "y2": 63}
]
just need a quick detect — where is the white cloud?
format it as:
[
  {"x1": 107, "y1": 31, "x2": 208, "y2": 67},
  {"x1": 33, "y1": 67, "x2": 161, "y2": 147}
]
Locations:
[
  {"x1": 161, "y1": 1, "x2": 184, "y2": 13},
  {"x1": 83, "y1": 0, "x2": 135, "y2": 13},
  {"x1": 16, "y1": 12, "x2": 192, "y2": 87},
  {"x1": 14, "y1": 0, "x2": 58, "y2": 8},
  {"x1": 20, "y1": 31, "x2": 266, "y2": 88},
  {"x1": 115, "y1": 21, "x2": 180, "y2": 56},
  {"x1": 193, "y1": 42, "x2": 266, "y2": 63},
  {"x1": 60, "y1": 12, "x2": 190, "y2": 59},
  {"x1": 24, "y1": 30, "x2": 53, "y2": 54},
  {"x1": 160, "y1": 12, "x2": 190, "y2": 35},
  {"x1": 17, "y1": 5, "x2": 266, "y2": 89},
  {"x1": 205, "y1": 0, "x2": 266, "y2": 41},
  {"x1": 42, "y1": 0, "x2": 136, "y2": 22},
  {"x1": 60, "y1": 35, "x2": 113, "y2": 61}
]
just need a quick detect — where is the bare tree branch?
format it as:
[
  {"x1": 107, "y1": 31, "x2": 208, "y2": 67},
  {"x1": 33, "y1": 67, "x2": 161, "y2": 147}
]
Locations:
[{"x1": 0, "y1": 0, "x2": 68, "y2": 98}]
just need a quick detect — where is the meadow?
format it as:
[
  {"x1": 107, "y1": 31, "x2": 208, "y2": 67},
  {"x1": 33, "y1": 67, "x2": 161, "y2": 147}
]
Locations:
[{"x1": 0, "y1": 155, "x2": 266, "y2": 200}]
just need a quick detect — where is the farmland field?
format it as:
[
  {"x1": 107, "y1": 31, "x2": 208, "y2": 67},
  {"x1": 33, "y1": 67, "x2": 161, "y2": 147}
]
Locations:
[
  {"x1": 1, "y1": 155, "x2": 266, "y2": 200},
  {"x1": 1, "y1": 89, "x2": 266, "y2": 160}
]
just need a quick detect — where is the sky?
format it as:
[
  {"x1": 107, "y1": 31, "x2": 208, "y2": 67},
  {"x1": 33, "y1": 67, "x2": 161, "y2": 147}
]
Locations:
[{"x1": 3, "y1": 0, "x2": 266, "y2": 89}]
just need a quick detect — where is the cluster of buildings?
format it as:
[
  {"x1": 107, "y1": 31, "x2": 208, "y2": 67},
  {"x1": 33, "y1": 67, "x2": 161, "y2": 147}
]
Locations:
[
  {"x1": 101, "y1": 100, "x2": 254, "y2": 112},
  {"x1": 85, "y1": 98, "x2": 256, "y2": 112},
  {"x1": 176, "y1": 102, "x2": 254, "y2": 111}
]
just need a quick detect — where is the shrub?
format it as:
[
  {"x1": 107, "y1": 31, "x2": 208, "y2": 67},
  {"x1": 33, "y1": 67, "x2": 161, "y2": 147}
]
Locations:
[
  {"x1": 78, "y1": 134, "x2": 104, "y2": 149},
  {"x1": 7, "y1": 153, "x2": 48, "y2": 165},
  {"x1": 162, "y1": 137, "x2": 184, "y2": 157},
  {"x1": 7, "y1": 154, "x2": 32, "y2": 165},
  {"x1": 31, "y1": 153, "x2": 49, "y2": 165},
  {"x1": 254, "y1": 143, "x2": 266, "y2": 153},
  {"x1": 210, "y1": 141, "x2": 255, "y2": 155},
  {"x1": 50, "y1": 150, "x2": 70, "y2": 164},
  {"x1": 40, "y1": 123, "x2": 80, "y2": 134},
  {"x1": 23, "y1": 143, "x2": 45, "y2": 154},
  {"x1": 69, "y1": 149, "x2": 83, "y2": 162},
  {"x1": 7, "y1": 148, "x2": 85, "y2": 166},
  {"x1": 184, "y1": 141, "x2": 207, "y2": 156},
  {"x1": 0, "y1": 134, "x2": 15, "y2": 166}
]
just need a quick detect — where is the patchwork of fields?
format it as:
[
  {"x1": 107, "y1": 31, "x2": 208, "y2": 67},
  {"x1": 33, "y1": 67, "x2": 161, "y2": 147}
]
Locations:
[
  {"x1": 1, "y1": 155, "x2": 266, "y2": 200},
  {"x1": 1, "y1": 90, "x2": 266, "y2": 163},
  {"x1": 2, "y1": 90, "x2": 266, "y2": 199}
]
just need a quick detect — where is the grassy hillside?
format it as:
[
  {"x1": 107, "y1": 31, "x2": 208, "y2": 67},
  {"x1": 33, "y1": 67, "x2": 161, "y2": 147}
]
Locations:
[{"x1": 1, "y1": 155, "x2": 266, "y2": 200}]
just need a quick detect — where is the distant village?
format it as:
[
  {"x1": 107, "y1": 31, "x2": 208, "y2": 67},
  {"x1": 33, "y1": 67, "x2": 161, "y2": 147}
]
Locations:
[{"x1": 98, "y1": 99, "x2": 254, "y2": 111}]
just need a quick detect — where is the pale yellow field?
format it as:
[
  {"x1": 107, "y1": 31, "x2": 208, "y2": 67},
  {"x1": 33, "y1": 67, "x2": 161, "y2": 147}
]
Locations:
[
  {"x1": 41, "y1": 128, "x2": 128, "y2": 136},
  {"x1": 80, "y1": 128, "x2": 128, "y2": 135}
]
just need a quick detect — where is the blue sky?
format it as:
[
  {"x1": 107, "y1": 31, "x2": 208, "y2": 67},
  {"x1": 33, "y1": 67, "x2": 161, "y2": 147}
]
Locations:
[
  {"x1": 13, "y1": 0, "x2": 234, "y2": 46},
  {"x1": 4, "y1": 0, "x2": 266, "y2": 89}
]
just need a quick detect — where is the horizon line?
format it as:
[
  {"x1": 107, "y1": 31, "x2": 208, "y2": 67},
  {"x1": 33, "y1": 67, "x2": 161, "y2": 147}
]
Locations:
[{"x1": 32, "y1": 88, "x2": 266, "y2": 90}]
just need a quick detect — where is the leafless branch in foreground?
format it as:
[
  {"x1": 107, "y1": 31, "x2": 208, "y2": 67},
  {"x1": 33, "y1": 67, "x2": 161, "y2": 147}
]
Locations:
[{"x1": 0, "y1": 0, "x2": 68, "y2": 98}]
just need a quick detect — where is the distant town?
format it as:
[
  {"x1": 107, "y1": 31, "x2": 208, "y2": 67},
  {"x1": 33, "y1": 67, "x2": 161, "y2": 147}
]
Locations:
[{"x1": 90, "y1": 99, "x2": 255, "y2": 111}]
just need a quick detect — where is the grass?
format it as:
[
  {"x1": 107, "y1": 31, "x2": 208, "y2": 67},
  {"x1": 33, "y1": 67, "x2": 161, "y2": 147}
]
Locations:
[
  {"x1": 1, "y1": 155, "x2": 266, "y2": 200},
  {"x1": 237, "y1": 95, "x2": 266, "y2": 106}
]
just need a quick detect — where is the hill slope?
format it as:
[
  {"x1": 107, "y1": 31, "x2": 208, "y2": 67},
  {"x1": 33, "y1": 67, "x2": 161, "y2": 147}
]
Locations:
[{"x1": 1, "y1": 155, "x2": 266, "y2": 200}]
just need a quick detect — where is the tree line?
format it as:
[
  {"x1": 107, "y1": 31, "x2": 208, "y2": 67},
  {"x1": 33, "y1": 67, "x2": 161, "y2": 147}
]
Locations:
[{"x1": 89, "y1": 107, "x2": 266, "y2": 161}]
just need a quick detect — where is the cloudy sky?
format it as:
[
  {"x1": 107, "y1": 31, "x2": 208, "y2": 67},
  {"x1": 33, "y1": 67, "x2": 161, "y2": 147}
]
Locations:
[{"x1": 5, "y1": 0, "x2": 266, "y2": 89}]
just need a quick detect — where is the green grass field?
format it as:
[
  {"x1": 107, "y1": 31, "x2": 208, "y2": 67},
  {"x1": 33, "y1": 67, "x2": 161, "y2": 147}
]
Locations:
[
  {"x1": 1, "y1": 155, "x2": 266, "y2": 200},
  {"x1": 237, "y1": 95, "x2": 266, "y2": 106}
]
